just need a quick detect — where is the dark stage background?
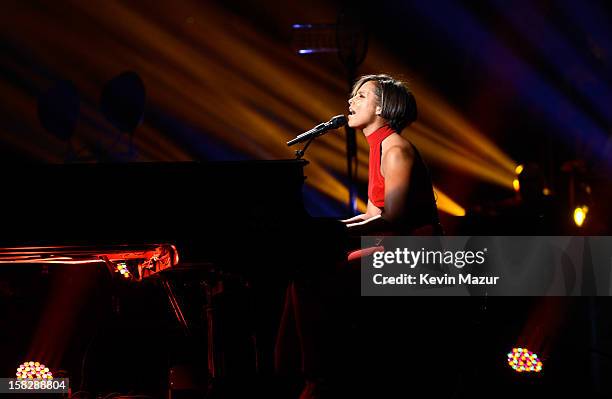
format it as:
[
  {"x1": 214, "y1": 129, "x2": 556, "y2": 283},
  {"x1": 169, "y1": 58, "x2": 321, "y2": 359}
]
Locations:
[{"x1": 2, "y1": 0, "x2": 612, "y2": 397}]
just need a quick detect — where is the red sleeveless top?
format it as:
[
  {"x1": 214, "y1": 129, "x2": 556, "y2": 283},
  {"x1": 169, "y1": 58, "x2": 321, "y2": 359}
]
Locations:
[{"x1": 367, "y1": 125, "x2": 396, "y2": 207}]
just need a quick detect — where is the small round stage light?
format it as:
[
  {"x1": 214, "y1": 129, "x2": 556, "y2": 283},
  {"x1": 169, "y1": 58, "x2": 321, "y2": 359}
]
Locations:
[
  {"x1": 507, "y1": 347, "x2": 542, "y2": 373},
  {"x1": 515, "y1": 164, "x2": 524, "y2": 175},
  {"x1": 16, "y1": 361, "x2": 53, "y2": 379},
  {"x1": 573, "y1": 206, "x2": 588, "y2": 227}
]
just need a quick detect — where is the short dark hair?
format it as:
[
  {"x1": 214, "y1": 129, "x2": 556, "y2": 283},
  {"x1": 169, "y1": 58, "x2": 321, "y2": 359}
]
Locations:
[{"x1": 351, "y1": 74, "x2": 417, "y2": 132}]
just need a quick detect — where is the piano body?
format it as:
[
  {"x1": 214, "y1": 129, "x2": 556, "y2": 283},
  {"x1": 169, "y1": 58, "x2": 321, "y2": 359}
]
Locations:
[
  {"x1": 0, "y1": 160, "x2": 347, "y2": 386},
  {"x1": 0, "y1": 160, "x2": 340, "y2": 278}
]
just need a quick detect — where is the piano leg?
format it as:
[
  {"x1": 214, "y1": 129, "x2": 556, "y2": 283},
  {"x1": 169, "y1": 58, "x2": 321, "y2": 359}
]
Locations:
[
  {"x1": 204, "y1": 279, "x2": 224, "y2": 379},
  {"x1": 160, "y1": 280, "x2": 192, "y2": 337}
]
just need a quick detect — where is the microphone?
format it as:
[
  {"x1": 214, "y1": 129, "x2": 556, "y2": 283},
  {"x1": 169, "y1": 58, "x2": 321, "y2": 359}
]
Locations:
[{"x1": 287, "y1": 115, "x2": 347, "y2": 146}]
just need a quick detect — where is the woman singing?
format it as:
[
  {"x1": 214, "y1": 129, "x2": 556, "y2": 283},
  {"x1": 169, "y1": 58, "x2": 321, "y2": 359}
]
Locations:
[
  {"x1": 341, "y1": 74, "x2": 441, "y2": 235},
  {"x1": 275, "y1": 74, "x2": 441, "y2": 399}
]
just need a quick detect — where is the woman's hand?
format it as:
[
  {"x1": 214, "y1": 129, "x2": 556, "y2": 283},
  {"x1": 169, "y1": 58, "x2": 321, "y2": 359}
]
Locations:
[
  {"x1": 345, "y1": 214, "x2": 382, "y2": 228},
  {"x1": 340, "y1": 214, "x2": 367, "y2": 224}
]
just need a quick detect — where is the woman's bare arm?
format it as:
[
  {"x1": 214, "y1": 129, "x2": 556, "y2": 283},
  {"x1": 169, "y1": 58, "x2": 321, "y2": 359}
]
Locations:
[
  {"x1": 346, "y1": 145, "x2": 414, "y2": 235},
  {"x1": 380, "y1": 145, "x2": 414, "y2": 223}
]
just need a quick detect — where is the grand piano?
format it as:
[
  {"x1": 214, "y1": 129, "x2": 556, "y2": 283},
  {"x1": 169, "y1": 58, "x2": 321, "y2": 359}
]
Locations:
[
  {"x1": 0, "y1": 160, "x2": 348, "y2": 388},
  {"x1": 0, "y1": 160, "x2": 347, "y2": 272}
]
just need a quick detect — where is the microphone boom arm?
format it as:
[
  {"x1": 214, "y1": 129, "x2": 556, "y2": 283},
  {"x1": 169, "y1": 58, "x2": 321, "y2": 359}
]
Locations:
[{"x1": 286, "y1": 123, "x2": 327, "y2": 147}]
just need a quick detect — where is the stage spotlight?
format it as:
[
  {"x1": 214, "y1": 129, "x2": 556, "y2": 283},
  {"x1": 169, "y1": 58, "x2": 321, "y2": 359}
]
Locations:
[
  {"x1": 513, "y1": 179, "x2": 520, "y2": 192},
  {"x1": 515, "y1": 164, "x2": 524, "y2": 175},
  {"x1": 573, "y1": 205, "x2": 588, "y2": 227},
  {"x1": 100, "y1": 71, "x2": 145, "y2": 133},
  {"x1": 291, "y1": 23, "x2": 338, "y2": 54},
  {"x1": 16, "y1": 361, "x2": 53, "y2": 379},
  {"x1": 507, "y1": 347, "x2": 543, "y2": 373},
  {"x1": 433, "y1": 187, "x2": 466, "y2": 216}
]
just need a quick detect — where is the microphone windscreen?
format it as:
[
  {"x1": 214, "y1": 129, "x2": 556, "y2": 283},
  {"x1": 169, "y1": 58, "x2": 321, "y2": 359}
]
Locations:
[{"x1": 329, "y1": 114, "x2": 347, "y2": 128}]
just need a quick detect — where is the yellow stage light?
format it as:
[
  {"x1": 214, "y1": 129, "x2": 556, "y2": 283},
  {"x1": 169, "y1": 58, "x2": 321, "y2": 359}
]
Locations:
[
  {"x1": 434, "y1": 187, "x2": 466, "y2": 216},
  {"x1": 515, "y1": 164, "x2": 524, "y2": 175},
  {"x1": 573, "y1": 206, "x2": 588, "y2": 227}
]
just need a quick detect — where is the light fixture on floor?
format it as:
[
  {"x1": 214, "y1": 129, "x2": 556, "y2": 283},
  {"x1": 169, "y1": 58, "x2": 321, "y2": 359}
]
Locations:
[{"x1": 507, "y1": 347, "x2": 543, "y2": 373}]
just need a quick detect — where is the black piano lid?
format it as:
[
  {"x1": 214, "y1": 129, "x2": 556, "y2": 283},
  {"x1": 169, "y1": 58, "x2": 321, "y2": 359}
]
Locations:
[{"x1": 1, "y1": 160, "x2": 310, "y2": 254}]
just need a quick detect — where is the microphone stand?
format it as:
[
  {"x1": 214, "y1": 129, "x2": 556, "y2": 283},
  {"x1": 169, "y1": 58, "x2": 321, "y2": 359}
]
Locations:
[{"x1": 294, "y1": 134, "x2": 317, "y2": 160}]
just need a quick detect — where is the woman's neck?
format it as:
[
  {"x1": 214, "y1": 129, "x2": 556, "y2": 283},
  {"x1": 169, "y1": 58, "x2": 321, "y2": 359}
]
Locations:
[{"x1": 362, "y1": 118, "x2": 388, "y2": 137}]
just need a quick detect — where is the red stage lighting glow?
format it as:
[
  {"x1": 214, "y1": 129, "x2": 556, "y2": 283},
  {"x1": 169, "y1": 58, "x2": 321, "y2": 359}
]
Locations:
[
  {"x1": 507, "y1": 347, "x2": 543, "y2": 373},
  {"x1": 16, "y1": 361, "x2": 53, "y2": 379}
]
